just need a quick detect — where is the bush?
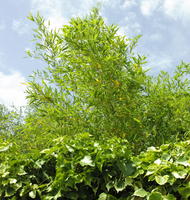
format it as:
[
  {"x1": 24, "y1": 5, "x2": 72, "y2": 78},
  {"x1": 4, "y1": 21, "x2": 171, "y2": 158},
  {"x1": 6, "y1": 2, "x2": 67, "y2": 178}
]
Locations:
[{"x1": 1, "y1": 134, "x2": 190, "y2": 199}]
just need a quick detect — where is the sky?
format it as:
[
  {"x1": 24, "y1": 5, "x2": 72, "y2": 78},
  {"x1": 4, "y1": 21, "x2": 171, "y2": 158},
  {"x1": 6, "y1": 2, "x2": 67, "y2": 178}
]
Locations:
[{"x1": 0, "y1": 0, "x2": 190, "y2": 107}]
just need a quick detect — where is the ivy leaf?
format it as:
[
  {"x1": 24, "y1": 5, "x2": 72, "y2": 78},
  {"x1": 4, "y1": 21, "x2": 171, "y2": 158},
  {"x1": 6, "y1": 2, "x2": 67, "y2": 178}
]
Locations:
[
  {"x1": 114, "y1": 178, "x2": 128, "y2": 193},
  {"x1": 29, "y1": 190, "x2": 36, "y2": 199},
  {"x1": 154, "y1": 159, "x2": 162, "y2": 165},
  {"x1": 98, "y1": 193, "x2": 107, "y2": 200},
  {"x1": 9, "y1": 178, "x2": 17, "y2": 184},
  {"x1": 116, "y1": 161, "x2": 136, "y2": 176},
  {"x1": 98, "y1": 193, "x2": 117, "y2": 200},
  {"x1": 148, "y1": 192, "x2": 163, "y2": 200},
  {"x1": 164, "y1": 194, "x2": 176, "y2": 200},
  {"x1": 172, "y1": 171, "x2": 187, "y2": 179},
  {"x1": 176, "y1": 158, "x2": 190, "y2": 167},
  {"x1": 155, "y1": 175, "x2": 169, "y2": 185},
  {"x1": 106, "y1": 181, "x2": 114, "y2": 191},
  {"x1": 134, "y1": 188, "x2": 148, "y2": 197},
  {"x1": 80, "y1": 155, "x2": 94, "y2": 167}
]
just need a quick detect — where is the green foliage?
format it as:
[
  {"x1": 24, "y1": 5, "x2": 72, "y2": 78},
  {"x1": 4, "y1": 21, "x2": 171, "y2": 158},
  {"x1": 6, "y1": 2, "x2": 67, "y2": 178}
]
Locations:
[
  {"x1": 25, "y1": 9, "x2": 190, "y2": 152},
  {"x1": 26, "y1": 8, "x2": 148, "y2": 149},
  {"x1": 1, "y1": 134, "x2": 190, "y2": 199},
  {"x1": 139, "y1": 62, "x2": 190, "y2": 147},
  {"x1": 1, "y1": 8, "x2": 190, "y2": 200},
  {"x1": 0, "y1": 104, "x2": 24, "y2": 138},
  {"x1": 131, "y1": 140, "x2": 190, "y2": 199}
]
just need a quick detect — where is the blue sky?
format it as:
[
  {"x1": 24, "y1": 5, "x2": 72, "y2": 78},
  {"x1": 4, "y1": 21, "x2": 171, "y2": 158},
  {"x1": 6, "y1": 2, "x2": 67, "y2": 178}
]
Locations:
[{"x1": 0, "y1": 0, "x2": 190, "y2": 107}]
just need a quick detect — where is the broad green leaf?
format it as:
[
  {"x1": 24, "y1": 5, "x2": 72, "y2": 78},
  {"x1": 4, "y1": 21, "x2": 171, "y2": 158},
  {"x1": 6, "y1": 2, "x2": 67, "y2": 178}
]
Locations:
[
  {"x1": 134, "y1": 188, "x2": 148, "y2": 197},
  {"x1": 163, "y1": 194, "x2": 176, "y2": 200},
  {"x1": 146, "y1": 170, "x2": 154, "y2": 176},
  {"x1": 154, "y1": 159, "x2": 162, "y2": 165},
  {"x1": 80, "y1": 155, "x2": 94, "y2": 167},
  {"x1": 176, "y1": 158, "x2": 190, "y2": 166},
  {"x1": 98, "y1": 193, "x2": 108, "y2": 200},
  {"x1": 29, "y1": 190, "x2": 36, "y2": 199},
  {"x1": 2, "y1": 171, "x2": 10, "y2": 177},
  {"x1": 148, "y1": 192, "x2": 163, "y2": 200},
  {"x1": 147, "y1": 146, "x2": 157, "y2": 151},
  {"x1": 114, "y1": 178, "x2": 129, "y2": 193},
  {"x1": 172, "y1": 171, "x2": 187, "y2": 179},
  {"x1": 17, "y1": 166, "x2": 27, "y2": 176},
  {"x1": 9, "y1": 178, "x2": 17, "y2": 184},
  {"x1": 13, "y1": 182, "x2": 22, "y2": 191},
  {"x1": 155, "y1": 175, "x2": 169, "y2": 185},
  {"x1": 106, "y1": 181, "x2": 114, "y2": 191},
  {"x1": 98, "y1": 193, "x2": 117, "y2": 200},
  {"x1": 117, "y1": 161, "x2": 136, "y2": 176}
]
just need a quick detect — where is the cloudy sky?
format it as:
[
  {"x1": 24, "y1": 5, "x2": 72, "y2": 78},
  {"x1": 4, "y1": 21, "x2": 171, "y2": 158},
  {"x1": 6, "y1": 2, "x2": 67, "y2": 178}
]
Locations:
[{"x1": 0, "y1": 0, "x2": 190, "y2": 107}]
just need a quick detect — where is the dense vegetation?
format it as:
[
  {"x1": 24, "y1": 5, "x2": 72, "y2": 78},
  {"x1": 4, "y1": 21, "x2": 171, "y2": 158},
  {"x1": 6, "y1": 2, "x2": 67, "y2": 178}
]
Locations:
[{"x1": 1, "y1": 8, "x2": 190, "y2": 199}]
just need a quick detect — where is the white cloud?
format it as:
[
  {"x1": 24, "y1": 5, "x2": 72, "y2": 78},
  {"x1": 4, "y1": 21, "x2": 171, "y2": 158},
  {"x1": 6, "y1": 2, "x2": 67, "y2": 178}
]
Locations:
[
  {"x1": 140, "y1": 0, "x2": 190, "y2": 21},
  {"x1": 30, "y1": 0, "x2": 67, "y2": 29},
  {"x1": 148, "y1": 55, "x2": 173, "y2": 74},
  {"x1": 163, "y1": 0, "x2": 190, "y2": 21},
  {"x1": 122, "y1": 0, "x2": 137, "y2": 9},
  {"x1": 12, "y1": 19, "x2": 30, "y2": 35},
  {"x1": 0, "y1": 52, "x2": 7, "y2": 71},
  {"x1": 30, "y1": 0, "x2": 112, "y2": 29},
  {"x1": 0, "y1": 21, "x2": 5, "y2": 31},
  {"x1": 149, "y1": 33, "x2": 162, "y2": 41},
  {"x1": 0, "y1": 52, "x2": 4, "y2": 67},
  {"x1": 119, "y1": 13, "x2": 141, "y2": 36},
  {"x1": 0, "y1": 71, "x2": 27, "y2": 107},
  {"x1": 30, "y1": 0, "x2": 92, "y2": 29},
  {"x1": 140, "y1": 0, "x2": 161, "y2": 16},
  {"x1": 46, "y1": 15, "x2": 68, "y2": 30}
]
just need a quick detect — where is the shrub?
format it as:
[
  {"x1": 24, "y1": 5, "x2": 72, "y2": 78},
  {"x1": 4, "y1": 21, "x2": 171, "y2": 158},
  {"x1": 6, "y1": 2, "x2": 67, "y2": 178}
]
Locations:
[{"x1": 1, "y1": 134, "x2": 190, "y2": 199}]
